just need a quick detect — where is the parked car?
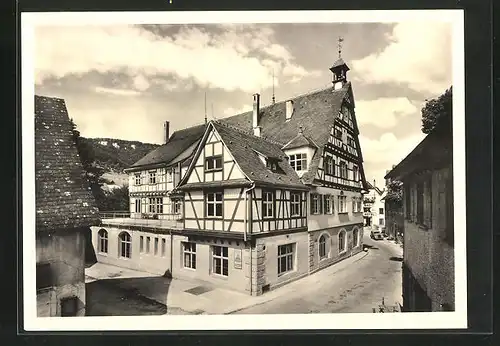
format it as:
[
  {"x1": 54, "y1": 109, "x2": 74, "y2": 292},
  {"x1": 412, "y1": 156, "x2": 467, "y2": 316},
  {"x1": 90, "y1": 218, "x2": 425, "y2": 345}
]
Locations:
[{"x1": 370, "y1": 230, "x2": 384, "y2": 240}]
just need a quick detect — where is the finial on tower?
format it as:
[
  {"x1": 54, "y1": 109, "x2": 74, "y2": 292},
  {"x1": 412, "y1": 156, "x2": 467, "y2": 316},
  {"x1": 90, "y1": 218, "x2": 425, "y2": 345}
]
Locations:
[{"x1": 338, "y1": 36, "x2": 344, "y2": 58}]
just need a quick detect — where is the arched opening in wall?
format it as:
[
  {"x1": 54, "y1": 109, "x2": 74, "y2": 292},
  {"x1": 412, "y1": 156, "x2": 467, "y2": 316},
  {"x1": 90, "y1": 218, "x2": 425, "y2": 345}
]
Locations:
[
  {"x1": 319, "y1": 234, "x2": 328, "y2": 259},
  {"x1": 352, "y1": 227, "x2": 359, "y2": 247},
  {"x1": 338, "y1": 229, "x2": 347, "y2": 254},
  {"x1": 118, "y1": 231, "x2": 132, "y2": 258},
  {"x1": 98, "y1": 229, "x2": 108, "y2": 254}
]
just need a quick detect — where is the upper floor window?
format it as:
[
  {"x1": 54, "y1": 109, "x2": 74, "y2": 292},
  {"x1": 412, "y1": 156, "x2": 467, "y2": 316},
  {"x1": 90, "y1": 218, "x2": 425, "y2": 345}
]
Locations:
[
  {"x1": 290, "y1": 192, "x2": 301, "y2": 216},
  {"x1": 310, "y1": 193, "x2": 322, "y2": 214},
  {"x1": 206, "y1": 191, "x2": 223, "y2": 218},
  {"x1": 266, "y1": 159, "x2": 279, "y2": 172},
  {"x1": 334, "y1": 125, "x2": 343, "y2": 139},
  {"x1": 289, "y1": 153, "x2": 307, "y2": 171},
  {"x1": 340, "y1": 161, "x2": 348, "y2": 179},
  {"x1": 347, "y1": 134, "x2": 356, "y2": 148},
  {"x1": 134, "y1": 174, "x2": 141, "y2": 185},
  {"x1": 166, "y1": 170, "x2": 173, "y2": 183},
  {"x1": 324, "y1": 195, "x2": 334, "y2": 214},
  {"x1": 325, "y1": 156, "x2": 334, "y2": 175},
  {"x1": 353, "y1": 165, "x2": 359, "y2": 181},
  {"x1": 379, "y1": 207, "x2": 384, "y2": 214},
  {"x1": 338, "y1": 195, "x2": 347, "y2": 213},
  {"x1": 205, "y1": 155, "x2": 222, "y2": 172},
  {"x1": 353, "y1": 197, "x2": 362, "y2": 213},
  {"x1": 262, "y1": 191, "x2": 274, "y2": 218},
  {"x1": 149, "y1": 171, "x2": 157, "y2": 184},
  {"x1": 135, "y1": 199, "x2": 141, "y2": 213},
  {"x1": 148, "y1": 197, "x2": 163, "y2": 214},
  {"x1": 172, "y1": 200, "x2": 182, "y2": 215}
]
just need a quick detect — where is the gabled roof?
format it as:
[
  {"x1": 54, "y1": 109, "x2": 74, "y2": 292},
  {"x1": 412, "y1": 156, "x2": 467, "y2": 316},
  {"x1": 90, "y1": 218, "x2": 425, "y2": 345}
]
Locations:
[
  {"x1": 178, "y1": 121, "x2": 308, "y2": 191},
  {"x1": 128, "y1": 124, "x2": 207, "y2": 170},
  {"x1": 221, "y1": 84, "x2": 350, "y2": 184},
  {"x1": 366, "y1": 181, "x2": 384, "y2": 195},
  {"x1": 281, "y1": 130, "x2": 318, "y2": 150},
  {"x1": 35, "y1": 95, "x2": 100, "y2": 232},
  {"x1": 385, "y1": 130, "x2": 452, "y2": 181}
]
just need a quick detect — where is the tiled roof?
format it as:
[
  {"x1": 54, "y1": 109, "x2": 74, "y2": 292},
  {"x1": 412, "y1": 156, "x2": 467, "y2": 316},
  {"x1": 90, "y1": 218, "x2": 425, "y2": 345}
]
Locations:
[
  {"x1": 129, "y1": 124, "x2": 207, "y2": 169},
  {"x1": 281, "y1": 130, "x2": 318, "y2": 150},
  {"x1": 35, "y1": 95, "x2": 100, "y2": 231},
  {"x1": 385, "y1": 130, "x2": 452, "y2": 180},
  {"x1": 330, "y1": 57, "x2": 349, "y2": 70},
  {"x1": 221, "y1": 84, "x2": 350, "y2": 184},
  {"x1": 212, "y1": 122, "x2": 307, "y2": 190},
  {"x1": 366, "y1": 181, "x2": 384, "y2": 195}
]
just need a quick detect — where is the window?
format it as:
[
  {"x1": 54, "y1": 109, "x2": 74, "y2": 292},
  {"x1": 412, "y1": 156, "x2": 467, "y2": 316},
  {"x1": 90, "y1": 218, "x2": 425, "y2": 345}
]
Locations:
[
  {"x1": 347, "y1": 134, "x2": 356, "y2": 148},
  {"x1": 166, "y1": 170, "x2": 173, "y2": 183},
  {"x1": 205, "y1": 155, "x2": 223, "y2": 172},
  {"x1": 319, "y1": 235, "x2": 328, "y2": 259},
  {"x1": 183, "y1": 242, "x2": 197, "y2": 269},
  {"x1": 154, "y1": 237, "x2": 159, "y2": 256},
  {"x1": 277, "y1": 244, "x2": 294, "y2": 275},
  {"x1": 134, "y1": 174, "x2": 141, "y2": 185},
  {"x1": 339, "y1": 230, "x2": 346, "y2": 253},
  {"x1": 119, "y1": 232, "x2": 132, "y2": 258},
  {"x1": 340, "y1": 161, "x2": 348, "y2": 179},
  {"x1": 140, "y1": 236, "x2": 144, "y2": 253},
  {"x1": 338, "y1": 195, "x2": 347, "y2": 213},
  {"x1": 324, "y1": 195, "x2": 334, "y2": 214},
  {"x1": 266, "y1": 159, "x2": 279, "y2": 172},
  {"x1": 206, "y1": 192, "x2": 223, "y2": 218},
  {"x1": 146, "y1": 236, "x2": 151, "y2": 253},
  {"x1": 353, "y1": 228, "x2": 359, "y2": 247},
  {"x1": 352, "y1": 198, "x2": 362, "y2": 213},
  {"x1": 379, "y1": 207, "x2": 384, "y2": 214},
  {"x1": 290, "y1": 192, "x2": 301, "y2": 216},
  {"x1": 262, "y1": 191, "x2": 274, "y2": 218},
  {"x1": 364, "y1": 207, "x2": 371, "y2": 213},
  {"x1": 135, "y1": 199, "x2": 141, "y2": 213},
  {"x1": 289, "y1": 153, "x2": 307, "y2": 171},
  {"x1": 149, "y1": 171, "x2": 157, "y2": 184},
  {"x1": 161, "y1": 238, "x2": 166, "y2": 257},
  {"x1": 148, "y1": 197, "x2": 163, "y2": 214},
  {"x1": 60, "y1": 296, "x2": 78, "y2": 317},
  {"x1": 325, "y1": 156, "x2": 334, "y2": 175},
  {"x1": 98, "y1": 229, "x2": 108, "y2": 254},
  {"x1": 379, "y1": 218, "x2": 384, "y2": 226},
  {"x1": 334, "y1": 125, "x2": 343, "y2": 139},
  {"x1": 173, "y1": 200, "x2": 182, "y2": 214},
  {"x1": 212, "y1": 246, "x2": 228, "y2": 276},
  {"x1": 36, "y1": 263, "x2": 52, "y2": 290},
  {"x1": 353, "y1": 165, "x2": 359, "y2": 181},
  {"x1": 310, "y1": 193, "x2": 322, "y2": 214},
  {"x1": 416, "y1": 181, "x2": 424, "y2": 224}
]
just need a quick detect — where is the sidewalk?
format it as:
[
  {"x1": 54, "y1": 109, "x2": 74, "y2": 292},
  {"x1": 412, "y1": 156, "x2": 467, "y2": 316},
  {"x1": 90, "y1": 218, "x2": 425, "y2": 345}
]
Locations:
[{"x1": 85, "y1": 250, "x2": 369, "y2": 315}]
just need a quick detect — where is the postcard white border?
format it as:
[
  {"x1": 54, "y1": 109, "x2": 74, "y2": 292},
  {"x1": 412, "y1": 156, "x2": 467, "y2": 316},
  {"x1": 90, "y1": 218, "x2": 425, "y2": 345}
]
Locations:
[{"x1": 21, "y1": 9, "x2": 466, "y2": 331}]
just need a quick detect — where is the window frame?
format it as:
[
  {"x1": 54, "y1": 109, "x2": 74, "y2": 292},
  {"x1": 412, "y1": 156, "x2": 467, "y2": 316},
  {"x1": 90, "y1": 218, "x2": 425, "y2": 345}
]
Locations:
[
  {"x1": 324, "y1": 195, "x2": 334, "y2": 214},
  {"x1": 135, "y1": 198, "x2": 141, "y2": 213},
  {"x1": 339, "y1": 161, "x2": 348, "y2": 179},
  {"x1": 277, "y1": 243, "x2": 294, "y2": 276},
  {"x1": 262, "y1": 190, "x2": 275, "y2": 219},
  {"x1": 134, "y1": 173, "x2": 141, "y2": 186},
  {"x1": 289, "y1": 153, "x2": 308, "y2": 171},
  {"x1": 338, "y1": 230, "x2": 347, "y2": 253},
  {"x1": 311, "y1": 193, "x2": 321, "y2": 214},
  {"x1": 183, "y1": 242, "x2": 197, "y2": 270},
  {"x1": 338, "y1": 195, "x2": 347, "y2": 213},
  {"x1": 290, "y1": 192, "x2": 301, "y2": 217},
  {"x1": 353, "y1": 165, "x2": 359, "y2": 181},
  {"x1": 119, "y1": 232, "x2": 132, "y2": 259},
  {"x1": 148, "y1": 171, "x2": 157, "y2": 184},
  {"x1": 205, "y1": 155, "x2": 223, "y2": 172},
  {"x1": 353, "y1": 228, "x2": 359, "y2": 247},
  {"x1": 205, "y1": 191, "x2": 223, "y2": 218},
  {"x1": 319, "y1": 235, "x2": 328, "y2": 259},
  {"x1": 212, "y1": 245, "x2": 229, "y2": 276},
  {"x1": 98, "y1": 229, "x2": 108, "y2": 254}
]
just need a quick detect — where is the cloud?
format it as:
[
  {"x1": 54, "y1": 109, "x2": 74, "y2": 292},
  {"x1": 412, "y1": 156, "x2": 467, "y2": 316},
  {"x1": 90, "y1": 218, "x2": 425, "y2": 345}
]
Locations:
[
  {"x1": 351, "y1": 22, "x2": 452, "y2": 94},
  {"x1": 223, "y1": 105, "x2": 252, "y2": 117},
  {"x1": 35, "y1": 24, "x2": 316, "y2": 93},
  {"x1": 94, "y1": 86, "x2": 140, "y2": 96},
  {"x1": 355, "y1": 97, "x2": 419, "y2": 129}
]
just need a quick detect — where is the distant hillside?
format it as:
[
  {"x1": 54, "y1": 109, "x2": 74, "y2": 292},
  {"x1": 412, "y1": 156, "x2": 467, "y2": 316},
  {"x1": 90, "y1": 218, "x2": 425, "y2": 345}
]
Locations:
[{"x1": 81, "y1": 137, "x2": 160, "y2": 172}]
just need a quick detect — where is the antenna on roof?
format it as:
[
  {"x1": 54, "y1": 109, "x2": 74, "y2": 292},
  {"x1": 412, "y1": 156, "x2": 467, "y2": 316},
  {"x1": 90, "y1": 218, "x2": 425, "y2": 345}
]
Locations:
[
  {"x1": 204, "y1": 91, "x2": 207, "y2": 125},
  {"x1": 272, "y1": 69, "x2": 276, "y2": 104},
  {"x1": 338, "y1": 36, "x2": 344, "y2": 58}
]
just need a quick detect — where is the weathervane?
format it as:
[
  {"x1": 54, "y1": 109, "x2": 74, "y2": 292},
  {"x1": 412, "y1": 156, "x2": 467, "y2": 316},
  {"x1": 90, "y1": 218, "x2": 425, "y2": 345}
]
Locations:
[{"x1": 338, "y1": 36, "x2": 344, "y2": 58}]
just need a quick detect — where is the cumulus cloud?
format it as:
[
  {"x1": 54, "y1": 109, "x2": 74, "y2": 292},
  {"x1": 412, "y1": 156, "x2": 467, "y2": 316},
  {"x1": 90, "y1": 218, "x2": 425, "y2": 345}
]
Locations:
[
  {"x1": 35, "y1": 24, "x2": 316, "y2": 93},
  {"x1": 223, "y1": 105, "x2": 252, "y2": 117},
  {"x1": 351, "y1": 21, "x2": 452, "y2": 94},
  {"x1": 94, "y1": 86, "x2": 140, "y2": 96},
  {"x1": 355, "y1": 97, "x2": 418, "y2": 129}
]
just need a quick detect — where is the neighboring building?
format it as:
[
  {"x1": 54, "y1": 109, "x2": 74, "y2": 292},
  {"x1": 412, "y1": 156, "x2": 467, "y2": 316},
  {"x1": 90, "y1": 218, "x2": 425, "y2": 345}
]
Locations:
[
  {"x1": 35, "y1": 95, "x2": 100, "y2": 317},
  {"x1": 383, "y1": 171, "x2": 404, "y2": 241},
  {"x1": 91, "y1": 57, "x2": 370, "y2": 296},
  {"x1": 385, "y1": 129, "x2": 454, "y2": 312},
  {"x1": 362, "y1": 180, "x2": 385, "y2": 230}
]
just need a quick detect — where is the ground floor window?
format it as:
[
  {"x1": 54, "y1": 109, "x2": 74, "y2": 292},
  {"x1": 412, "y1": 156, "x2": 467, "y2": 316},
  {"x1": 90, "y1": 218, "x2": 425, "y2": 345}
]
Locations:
[
  {"x1": 278, "y1": 243, "x2": 294, "y2": 275},
  {"x1": 353, "y1": 228, "x2": 359, "y2": 247},
  {"x1": 119, "y1": 232, "x2": 132, "y2": 258},
  {"x1": 338, "y1": 230, "x2": 346, "y2": 253},
  {"x1": 98, "y1": 229, "x2": 108, "y2": 254},
  {"x1": 183, "y1": 242, "x2": 197, "y2": 269},
  {"x1": 212, "y1": 245, "x2": 228, "y2": 276},
  {"x1": 319, "y1": 235, "x2": 328, "y2": 259},
  {"x1": 161, "y1": 238, "x2": 166, "y2": 257},
  {"x1": 154, "y1": 237, "x2": 159, "y2": 256}
]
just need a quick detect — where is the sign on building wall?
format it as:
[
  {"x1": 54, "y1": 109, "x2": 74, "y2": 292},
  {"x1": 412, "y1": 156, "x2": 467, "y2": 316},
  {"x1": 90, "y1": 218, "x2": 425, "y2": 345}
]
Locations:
[{"x1": 234, "y1": 248, "x2": 242, "y2": 269}]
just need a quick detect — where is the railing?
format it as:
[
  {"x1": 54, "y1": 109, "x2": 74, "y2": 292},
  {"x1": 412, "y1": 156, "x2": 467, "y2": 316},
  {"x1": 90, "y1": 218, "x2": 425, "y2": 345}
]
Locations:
[
  {"x1": 100, "y1": 211, "x2": 130, "y2": 219},
  {"x1": 99, "y1": 211, "x2": 183, "y2": 229}
]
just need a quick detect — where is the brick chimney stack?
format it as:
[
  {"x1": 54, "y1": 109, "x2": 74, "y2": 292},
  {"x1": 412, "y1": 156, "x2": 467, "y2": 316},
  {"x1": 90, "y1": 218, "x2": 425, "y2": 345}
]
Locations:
[{"x1": 164, "y1": 121, "x2": 170, "y2": 144}]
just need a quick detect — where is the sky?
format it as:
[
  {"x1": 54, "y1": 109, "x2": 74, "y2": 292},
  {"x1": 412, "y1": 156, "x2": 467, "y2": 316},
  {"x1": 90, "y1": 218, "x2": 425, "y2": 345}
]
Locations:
[{"x1": 34, "y1": 21, "x2": 452, "y2": 189}]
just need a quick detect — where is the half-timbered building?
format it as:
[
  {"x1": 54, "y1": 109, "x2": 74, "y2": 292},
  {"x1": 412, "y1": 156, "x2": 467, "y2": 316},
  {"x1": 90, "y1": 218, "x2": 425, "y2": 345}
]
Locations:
[{"x1": 91, "y1": 56, "x2": 369, "y2": 296}]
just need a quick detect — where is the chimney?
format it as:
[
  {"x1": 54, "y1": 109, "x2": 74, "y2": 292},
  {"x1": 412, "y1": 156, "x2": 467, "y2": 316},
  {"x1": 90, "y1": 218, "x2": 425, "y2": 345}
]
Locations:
[
  {"x1": 286, "y1": 100, "x2": 294, "y2": 121},
  {"x1": 164, "y1": 121, "x2": 170, "y2": 144},
  {"x1": 253, "y1": 93, "x2": 261, "y2": 137}
]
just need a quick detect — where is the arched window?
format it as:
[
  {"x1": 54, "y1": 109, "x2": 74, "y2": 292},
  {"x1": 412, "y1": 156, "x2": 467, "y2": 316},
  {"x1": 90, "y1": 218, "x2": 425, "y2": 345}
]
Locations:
[
  {"x1": 339, "y1": 230, "x2": 347, "y2": 253},
  {"x1": 319, "y1": 234, "x2": 328, "y2": 259},
  {"x1": 98, "y1": 229, "x2": 108, "y2": 254},
  {"x1": 353, "y1": 228, "x2": 359, "y2": 247},
  {"x1": 119, "y1": 232, "x2": 132, "y2": 258}
]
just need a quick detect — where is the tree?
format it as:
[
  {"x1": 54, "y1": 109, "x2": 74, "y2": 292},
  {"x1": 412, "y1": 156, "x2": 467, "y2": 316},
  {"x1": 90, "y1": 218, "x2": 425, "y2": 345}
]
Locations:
[
  {"x1": 384, "y1": 179, "x2": 403, "y2": 206},
  {"x1": 421, "y1": 86, "x2": 452, "y2": 134},
  {"x1": 70, "y1": 118, "x2": 107, "y2": 210},
  {"x1": 101, "y1": 186, "x2": 130, "y2": 211}
]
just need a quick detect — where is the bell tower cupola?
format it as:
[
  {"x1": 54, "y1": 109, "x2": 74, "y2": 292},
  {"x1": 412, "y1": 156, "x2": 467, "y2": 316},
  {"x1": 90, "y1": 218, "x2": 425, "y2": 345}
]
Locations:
[{"x1": 330, "y1": 36, "x2": 350, "y2": 90}]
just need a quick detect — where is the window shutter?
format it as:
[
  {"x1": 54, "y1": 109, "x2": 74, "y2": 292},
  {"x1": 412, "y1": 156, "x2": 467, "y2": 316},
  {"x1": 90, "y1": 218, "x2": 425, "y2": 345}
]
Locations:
[{"x1": 310, "y1": 193, "x2": 315, "y2": 214}]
